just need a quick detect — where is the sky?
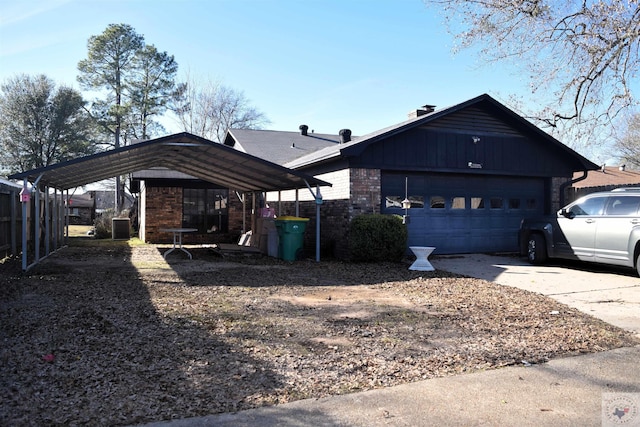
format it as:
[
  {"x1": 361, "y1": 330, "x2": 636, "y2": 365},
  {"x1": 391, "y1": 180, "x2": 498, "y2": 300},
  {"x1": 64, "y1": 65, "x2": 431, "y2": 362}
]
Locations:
[
  {"x1": 6, "y1": 0, "x2": 624, "y2": 172},
  {"x1": 0, "y1": 0, "x2": 536, "y2": 136}
]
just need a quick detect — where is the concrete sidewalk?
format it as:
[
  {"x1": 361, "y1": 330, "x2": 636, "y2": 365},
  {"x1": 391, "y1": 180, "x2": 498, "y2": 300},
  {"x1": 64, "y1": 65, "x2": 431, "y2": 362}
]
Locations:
[
  {"x1": 139, "y1": 255, "x2": 640, "y2": 427},
  {"x1": 143, "y1": 347, "x2": 640, "y2": 427}
]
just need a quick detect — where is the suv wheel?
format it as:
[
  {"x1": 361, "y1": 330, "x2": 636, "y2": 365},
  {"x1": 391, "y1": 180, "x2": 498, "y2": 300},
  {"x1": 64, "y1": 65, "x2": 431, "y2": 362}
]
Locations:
[{"x1": 527, "y1": 234, "x2": 547, "y2": 265}]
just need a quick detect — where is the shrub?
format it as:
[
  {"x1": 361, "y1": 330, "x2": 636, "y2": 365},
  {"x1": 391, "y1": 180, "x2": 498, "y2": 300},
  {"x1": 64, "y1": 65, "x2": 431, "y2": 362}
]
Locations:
[
  {"x1": 93, "y1": 209, "x2": 131, "y2": 239},
  {"x1": 348, "y1": 214, "x2": 407, "y2": 262},
  {"x1": 93, "y1": 209, "x2": 116, "y2": 239}
]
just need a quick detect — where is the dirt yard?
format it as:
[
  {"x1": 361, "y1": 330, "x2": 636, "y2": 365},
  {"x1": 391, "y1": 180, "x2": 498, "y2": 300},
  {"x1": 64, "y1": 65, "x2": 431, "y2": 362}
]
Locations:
[{"x1": 1, "y1": 238, "x2": 637, "y2": 426}]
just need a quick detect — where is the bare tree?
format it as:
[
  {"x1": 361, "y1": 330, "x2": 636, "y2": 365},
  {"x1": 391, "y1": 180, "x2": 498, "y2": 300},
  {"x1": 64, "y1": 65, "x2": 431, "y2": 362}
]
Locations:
[
  {"x1": 425, "y1": 1, "x2": 639, "y2": 136},
  {"x1": 615, "y1": 113, "x2": 640, "y2": 168},
  {"x1": 173, "y1": 74, "x2": 269, "y2": 143}
]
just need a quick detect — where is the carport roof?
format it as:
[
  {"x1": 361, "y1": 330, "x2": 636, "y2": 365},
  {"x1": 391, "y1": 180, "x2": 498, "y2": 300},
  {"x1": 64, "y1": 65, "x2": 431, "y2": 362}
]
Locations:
[{"x1": 8, "y1": 132, "x2": 331, "y2": 192}]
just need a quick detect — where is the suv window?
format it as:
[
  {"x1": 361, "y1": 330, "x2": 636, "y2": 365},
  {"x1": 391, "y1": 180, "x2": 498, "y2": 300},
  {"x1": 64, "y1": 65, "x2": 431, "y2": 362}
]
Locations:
[
  {"x1": 605, "y1": 196, "x2": 640, "y2": 216},
  {"x1": 568, "y1": 196, "x2": 607, "y2": 216}
]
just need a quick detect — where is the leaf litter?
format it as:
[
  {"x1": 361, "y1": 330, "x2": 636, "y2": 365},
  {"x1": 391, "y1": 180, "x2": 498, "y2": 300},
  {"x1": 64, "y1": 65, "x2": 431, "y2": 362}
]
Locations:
[{"x1": 1, "y1": 242, "x2": 637, "y2": 426}]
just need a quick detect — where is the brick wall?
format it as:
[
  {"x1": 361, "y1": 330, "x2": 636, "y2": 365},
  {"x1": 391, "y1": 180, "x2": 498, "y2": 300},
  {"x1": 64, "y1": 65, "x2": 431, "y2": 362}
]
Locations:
[
  {"x1": 350, "y1": 168, "x2": 381, "y2": 216},
  {"x1": 552, "y1": 176, "x2": 572, "y2": 211},
  {"x1": 272, "y1": 167, "x2": 381, "y2": 259},
  {"x1": 143, "y1": 185, "x2": 246, "y2": 245},
  {"x1": 142, "y1": 168, "x2": 381, "y2": 255},
  {"x1": 275, "y1": 199, "x2": 351, "y2": 259},
  {"x1": 144, "y1": 186, "x2": 183, "y2": 243}
]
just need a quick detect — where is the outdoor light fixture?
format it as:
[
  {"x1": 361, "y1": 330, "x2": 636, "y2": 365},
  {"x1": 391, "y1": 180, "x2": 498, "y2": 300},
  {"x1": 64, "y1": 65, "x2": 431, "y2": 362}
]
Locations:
[{"x1": 402, "y1": 176, "x2": 410, "y2": 224}]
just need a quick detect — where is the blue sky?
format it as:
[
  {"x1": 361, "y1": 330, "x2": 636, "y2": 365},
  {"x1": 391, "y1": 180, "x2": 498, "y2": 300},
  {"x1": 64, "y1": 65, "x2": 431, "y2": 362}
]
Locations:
[{"x1": 0, "y1": 0, "x2": 535, "y2": 139}]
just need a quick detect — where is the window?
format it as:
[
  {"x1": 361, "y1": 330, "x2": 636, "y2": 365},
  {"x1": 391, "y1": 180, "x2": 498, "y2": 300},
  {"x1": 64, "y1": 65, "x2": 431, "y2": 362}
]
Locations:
[
  {"x1": 451, "y1": 197, "x2": 466, "y2": 209},
  {"x1": 526, "y1": 198, "x2": 537, "y2": 210},
  {"x1": 490, "y1": 197, "x2": 503, "y2": 209},
  {"x1": 385, "y1": 196, "x2": 402, "y2": 209},
  {"x1": 408, "y1": 196, "x2": 424, "y2": 208},
  {"x1": 508, "y1": 198, "x2": 521, "y2": 209},
  {"x1": 568, "y1": 196, "x2": 606, "y2": 216},
  {"x1": 183, "y1": 188, "x2": 229, "y2": 233},
  {"x1": 605, "y1": 196, "x2": 640, "y2": 216},
  {"x1": 471, "y1": 197, "x2": 484, "y2": 209},
  {"x1": 430, "y1": 196, "x2": 445, "y2": 209},
  {"x1": 385, "y1": 195, "x2": 424, "y2": 209}
]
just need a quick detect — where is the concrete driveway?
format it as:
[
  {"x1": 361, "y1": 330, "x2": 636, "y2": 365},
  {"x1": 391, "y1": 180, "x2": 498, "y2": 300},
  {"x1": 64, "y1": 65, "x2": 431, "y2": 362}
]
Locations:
[{"x1": 431, "y1": 254, "x2": 640, "y2": 338}]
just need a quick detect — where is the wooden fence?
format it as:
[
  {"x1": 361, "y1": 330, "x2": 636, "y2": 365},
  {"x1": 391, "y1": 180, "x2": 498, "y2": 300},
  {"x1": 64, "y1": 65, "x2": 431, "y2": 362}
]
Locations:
[{"x1": 0, "y1": 182, "x2": 22, "y2": 258}]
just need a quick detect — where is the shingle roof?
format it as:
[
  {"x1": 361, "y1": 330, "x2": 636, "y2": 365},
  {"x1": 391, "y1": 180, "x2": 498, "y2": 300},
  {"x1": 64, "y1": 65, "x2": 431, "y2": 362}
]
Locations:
[
  {"x1": 225, "y1": 128, "x2": 347, "y2": 165},
  {"x1": 572, "y1": 166, "x2": 640, "y2": 188}
]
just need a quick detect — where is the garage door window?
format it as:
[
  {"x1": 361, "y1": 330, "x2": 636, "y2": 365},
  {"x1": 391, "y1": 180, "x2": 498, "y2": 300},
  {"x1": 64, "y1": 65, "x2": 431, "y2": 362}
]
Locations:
[
  {"x1": 471, "y1": 197, "x2": 484, "y2": 209},
  {"x1": 409, "y1": 196, "x2": 425, "y2": 208},
  {"x1": 490, "y1": 197, "x2": 503, "y2": 209},
  {"x1": 430, "y1": 196, "x2": 445, "y2": 209},
  {"x1": 385, "y1": 195, "x2": 424, "y2": 209},
  {"x1": 509, "y1": 198, "x2": 521, "y2": 209},
  {"x1": 451, "y1": 197, "x2": 466, "y2": 209}
]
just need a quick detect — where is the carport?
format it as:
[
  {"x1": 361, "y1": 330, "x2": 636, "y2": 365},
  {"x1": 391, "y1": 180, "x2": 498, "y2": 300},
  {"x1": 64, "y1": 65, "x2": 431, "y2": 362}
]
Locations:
[{"x1": 9, "y1": 132, "x2": 331, "y2": 270}]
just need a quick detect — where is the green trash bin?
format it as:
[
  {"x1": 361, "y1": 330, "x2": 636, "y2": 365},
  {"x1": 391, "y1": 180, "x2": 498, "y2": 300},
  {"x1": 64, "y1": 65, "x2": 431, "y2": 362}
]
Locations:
[{"x1": 275, "y1": 216, "x2": 309, "y2": 261}]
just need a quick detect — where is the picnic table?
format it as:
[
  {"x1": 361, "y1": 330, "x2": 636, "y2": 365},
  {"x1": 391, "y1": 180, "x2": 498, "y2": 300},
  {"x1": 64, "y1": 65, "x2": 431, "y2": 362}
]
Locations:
[{"x1": 161, "y1": 228, "x2": 197, "y2": 259}]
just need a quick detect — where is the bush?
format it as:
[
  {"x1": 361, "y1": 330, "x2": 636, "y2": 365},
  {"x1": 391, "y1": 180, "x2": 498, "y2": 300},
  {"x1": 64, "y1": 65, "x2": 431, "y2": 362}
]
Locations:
[
  {"x1": 93, "y1": 209, "x2": 132, "y2": 239},
  {"x1": 93, "y1": 209, "x2": 116, "y2": 239},
  {"x1": 348, "y1": 214, "x2": 407, "y2": 262}
]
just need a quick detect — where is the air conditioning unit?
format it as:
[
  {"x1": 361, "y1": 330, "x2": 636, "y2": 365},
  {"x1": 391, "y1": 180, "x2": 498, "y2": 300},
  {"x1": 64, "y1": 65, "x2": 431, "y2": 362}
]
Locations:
[{"x1": 112, "y1": 218, "x2": 131, "y2": 240}]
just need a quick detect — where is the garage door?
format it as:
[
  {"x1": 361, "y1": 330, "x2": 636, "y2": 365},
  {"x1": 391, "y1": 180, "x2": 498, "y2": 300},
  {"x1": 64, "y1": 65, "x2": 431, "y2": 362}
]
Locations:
[{"x1": 381, "y1": 173, "x2": 545, "y2": 254}]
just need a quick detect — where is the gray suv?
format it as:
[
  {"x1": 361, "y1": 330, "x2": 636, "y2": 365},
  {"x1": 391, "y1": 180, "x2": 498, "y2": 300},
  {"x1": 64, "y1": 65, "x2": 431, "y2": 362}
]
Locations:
[{"x1": 519, "y1": 188, "x2": 640, "y2": 275}]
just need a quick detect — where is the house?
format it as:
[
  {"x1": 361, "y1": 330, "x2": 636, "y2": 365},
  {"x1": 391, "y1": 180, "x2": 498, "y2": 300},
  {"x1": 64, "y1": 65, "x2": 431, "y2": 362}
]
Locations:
[
  {"x1": 8, "y1": 94, "x2": 599, "y2": 262},
  {"x1": 225, "y1": 94, "x2": 599, "y2": 257},
  {"x1": 66, "y1": 192, "x2": 94, "y2": 225},
  {"x1": 569, "y1": 164, "x2": 640, "y2": 202}
]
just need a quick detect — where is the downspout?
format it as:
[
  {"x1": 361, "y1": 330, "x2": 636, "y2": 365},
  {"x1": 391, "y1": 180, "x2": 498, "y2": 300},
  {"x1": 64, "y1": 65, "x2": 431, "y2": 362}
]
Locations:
[{"x1": 559, "y1": 170, "x2": 589, "y2": 207}]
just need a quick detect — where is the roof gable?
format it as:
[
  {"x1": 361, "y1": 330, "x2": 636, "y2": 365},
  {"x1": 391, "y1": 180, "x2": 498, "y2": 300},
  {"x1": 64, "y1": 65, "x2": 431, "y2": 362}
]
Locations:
[{"x1": 286, "y1": 94, "x2": 598, "y2": 173}]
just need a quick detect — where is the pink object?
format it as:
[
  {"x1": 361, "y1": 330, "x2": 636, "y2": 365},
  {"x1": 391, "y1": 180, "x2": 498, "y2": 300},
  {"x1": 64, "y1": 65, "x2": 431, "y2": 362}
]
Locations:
[{"x1": 42, "y1": 353, "x2": 55, "y2": 363}]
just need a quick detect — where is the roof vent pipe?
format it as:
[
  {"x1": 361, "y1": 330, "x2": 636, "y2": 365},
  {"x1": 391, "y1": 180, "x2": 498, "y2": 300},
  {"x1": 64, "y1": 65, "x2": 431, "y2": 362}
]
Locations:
[
  {"x1": 299, "y1": 125, "x2": 309, "y2": 136},
  {"x1": 408, "y1": 104, "x2": 436, "y2": 119},
  {"x1": 339, "y1": 129, "x2": 352, "y2": 143}
]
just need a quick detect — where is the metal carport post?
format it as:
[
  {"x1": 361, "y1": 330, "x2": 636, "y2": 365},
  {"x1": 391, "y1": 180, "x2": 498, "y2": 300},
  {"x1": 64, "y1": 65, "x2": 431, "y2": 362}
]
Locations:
[{"x1": 304, "y1": 181, "x2": 323, "y2": 263}]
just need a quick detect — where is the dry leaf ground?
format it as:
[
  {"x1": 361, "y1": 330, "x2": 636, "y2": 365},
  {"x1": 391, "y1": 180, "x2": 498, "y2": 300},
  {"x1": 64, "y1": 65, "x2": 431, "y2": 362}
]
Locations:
[{"x1": 1, "y1": 237, "x2": 637, "y2": 426}]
